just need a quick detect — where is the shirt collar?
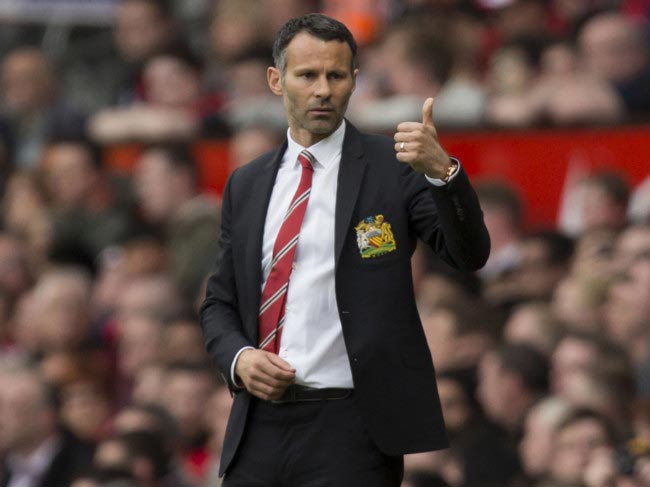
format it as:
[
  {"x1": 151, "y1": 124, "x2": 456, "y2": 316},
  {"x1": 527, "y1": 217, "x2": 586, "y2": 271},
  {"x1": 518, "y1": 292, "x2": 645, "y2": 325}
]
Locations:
[{"x1": 286, "y1": 119, "x2": 346, "y2": 170}]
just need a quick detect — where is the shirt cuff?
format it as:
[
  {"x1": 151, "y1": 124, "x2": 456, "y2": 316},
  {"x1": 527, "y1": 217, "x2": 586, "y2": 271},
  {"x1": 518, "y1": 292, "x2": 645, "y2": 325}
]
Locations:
[
  {"x1": 230, "y1": 346, "x2": 255, "y2": 388},
  {"x1": 425, "y1": 158, "x2": 461, "y2": 187}
]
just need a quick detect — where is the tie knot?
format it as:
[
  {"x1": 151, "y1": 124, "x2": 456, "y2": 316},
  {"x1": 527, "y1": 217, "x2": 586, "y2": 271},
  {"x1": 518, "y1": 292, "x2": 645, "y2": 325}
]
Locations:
[{"x1": 298, "y1": 150, "x2": 315, "y2": 171}]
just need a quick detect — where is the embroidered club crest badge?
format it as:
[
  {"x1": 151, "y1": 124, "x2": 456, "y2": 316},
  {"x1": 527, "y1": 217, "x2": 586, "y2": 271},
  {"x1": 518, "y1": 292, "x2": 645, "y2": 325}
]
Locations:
[{"x1": 355, "y1": 215, "x2": 397, "y2": 258}]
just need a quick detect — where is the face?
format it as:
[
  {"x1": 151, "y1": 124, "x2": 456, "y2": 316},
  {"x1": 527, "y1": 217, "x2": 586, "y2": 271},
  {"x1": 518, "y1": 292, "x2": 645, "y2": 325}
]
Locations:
[
  {"x1": 477, "y1": 352, "x2": 509, "y2": 422},
  {"x1": 33, "y1": 275, "x2": 91, "y2": 351},
  {"x1": 437, "y1": 378, "x2": 470, "y2": 433},
  {"x1": 0, "y1": 373, "x2": 50, "y2": 452},
  {"x1": 520, "y1": 404, "x2": 562, "y2": 476},
  {"x1": 143, "y1": 56, "x2": 200, "y2": 108},
  {"x1": 549, "y1": 418, "x2": 609, "y2": 484},
  {"x1": 551, "y1": 337, "x2": 597, "y2": 394},
  {"x1": 43, "y1": 143, "x2": 97, "y2": 209},
  {"x1": 114, "y1": 0, "x2": 168, "y2": 62},
  {"x1": 268, "y1": 32, "x2": 357, "y2": 147},
  {"x1": 134, "y1": 150, "x2": 177, "y2": 223},
  {"x1": 0, "y1": 235, "x2": 29, "y2": 297},
  {"x1": 615, "y1": 226, "x2": 650, "y2": 272},
  {"x1": 162, "y1": 372, "x2": 214, "y2": 441},
  {"x1": 1, "y1": 49, "x2": 52, "y2": 116},
  {"x1": 421, "y1": 309, "x2": 457, "y2": 369},
  {"x1": 118, "y1": 316, "x2": 163, "y2": 378}
]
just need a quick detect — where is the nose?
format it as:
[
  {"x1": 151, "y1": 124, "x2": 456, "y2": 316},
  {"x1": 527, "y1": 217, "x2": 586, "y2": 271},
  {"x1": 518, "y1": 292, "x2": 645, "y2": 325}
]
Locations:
[{"x1": 314, "y1": 74, "x2": 331, "y2": 99}]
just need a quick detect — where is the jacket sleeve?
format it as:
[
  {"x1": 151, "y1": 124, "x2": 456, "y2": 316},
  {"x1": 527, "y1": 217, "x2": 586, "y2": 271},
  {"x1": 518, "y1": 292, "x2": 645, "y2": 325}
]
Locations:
[
  {"x1": 200, "y1": 171, "x2": 254, "y2": 389},
  {"x1": 402, "y1": 163, "x2": 490, "y2": 271}
]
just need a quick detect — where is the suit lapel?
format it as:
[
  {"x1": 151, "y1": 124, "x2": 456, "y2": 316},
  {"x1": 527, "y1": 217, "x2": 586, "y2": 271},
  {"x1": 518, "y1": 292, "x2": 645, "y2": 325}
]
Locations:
[
  {"x1": 335, "y1": 122, "x2": 366, "y2": 264},
  {"x1": 245, "y1": 141, "x2": 287, "y2": 328}
]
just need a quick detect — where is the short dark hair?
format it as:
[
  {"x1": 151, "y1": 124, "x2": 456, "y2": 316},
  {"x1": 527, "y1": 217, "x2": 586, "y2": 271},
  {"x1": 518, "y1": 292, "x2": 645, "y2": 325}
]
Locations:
[
  {"x1": 117, "y1": 430, "x2": 171, "y2": 481},
  {"x1": 142, "y1": 142, "x2": 197, "y2": 186},
  {"x1": 555, "y1": 408, "x2": 616, "y2": 444},
  {"x1": 46, "y1": 134, "x2": 103, "y2": 169},
  {"x1": 496, "y1": 343, "x2": 549, "y2": 394},
  {"x1": 585, "y1": 171, "x2": 630, "y2": 207},
  {"x1": 523, "y1": 230, "x2": 575, "y2": 266},
  {"x1": 476, "y1": 180, "x2": 524, "y2": 230},
  {"x1": 385, "y1": 18, "x2": 454, "y2": 85},
  {"x1": 272, "y1": 13, "x2": 357, "y2": 73}
]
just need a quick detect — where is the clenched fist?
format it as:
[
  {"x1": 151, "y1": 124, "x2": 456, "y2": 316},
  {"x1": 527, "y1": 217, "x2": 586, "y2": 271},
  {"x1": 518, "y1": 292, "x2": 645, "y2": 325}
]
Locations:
[{"x1": 234, "y1": 348, "x2": 296, "y2": 401}]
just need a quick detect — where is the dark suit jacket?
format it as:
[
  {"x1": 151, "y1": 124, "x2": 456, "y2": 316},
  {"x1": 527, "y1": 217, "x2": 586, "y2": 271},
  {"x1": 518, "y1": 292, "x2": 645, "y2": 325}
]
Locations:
[
  {"x1": 200, "y1": 122, "x2": 490, "y2": 476},
  {"x1": 1, "y1": 430, "x2": 95, "y2": 487}
]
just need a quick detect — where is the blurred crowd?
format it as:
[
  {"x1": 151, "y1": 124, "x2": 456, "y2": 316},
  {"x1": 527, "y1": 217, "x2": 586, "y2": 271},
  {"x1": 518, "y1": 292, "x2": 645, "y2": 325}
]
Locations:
[{"x1": 0, "y1": 1, "x2": 650, "y2": 487}]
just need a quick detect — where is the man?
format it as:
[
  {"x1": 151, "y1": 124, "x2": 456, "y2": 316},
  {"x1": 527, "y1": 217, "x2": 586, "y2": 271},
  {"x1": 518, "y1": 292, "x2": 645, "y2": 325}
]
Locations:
[
  {"x1": 132, "y1": 143, "x2": 220, "y2": 299},
  {"x1": 0, "y1": 366, "x2": 94, "y2": 487},
  {"x1": 200, "y1": 13, "x2": 490, "y2": 486}
]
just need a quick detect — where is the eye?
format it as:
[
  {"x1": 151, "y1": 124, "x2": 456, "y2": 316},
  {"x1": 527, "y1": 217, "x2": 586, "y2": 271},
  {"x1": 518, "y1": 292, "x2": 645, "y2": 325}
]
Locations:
[{"x1": 300, "y1": 72, "x2": 315, "y2": 79}]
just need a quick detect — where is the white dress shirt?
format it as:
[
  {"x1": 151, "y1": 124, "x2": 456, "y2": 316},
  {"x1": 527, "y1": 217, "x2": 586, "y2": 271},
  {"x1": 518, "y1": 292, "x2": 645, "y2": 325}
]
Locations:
[
  {"x1": 231, "y1": 120, "x2": 459, "y2": 388},
  {"x1": 6, "y1": 436, "x2": 61, "y2": 487}
]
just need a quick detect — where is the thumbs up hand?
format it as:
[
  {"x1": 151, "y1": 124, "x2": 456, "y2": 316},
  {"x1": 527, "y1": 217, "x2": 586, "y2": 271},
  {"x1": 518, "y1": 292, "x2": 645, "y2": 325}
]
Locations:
[{"x1": 394, "y1": 97, "x2": 453, "y2": 179}]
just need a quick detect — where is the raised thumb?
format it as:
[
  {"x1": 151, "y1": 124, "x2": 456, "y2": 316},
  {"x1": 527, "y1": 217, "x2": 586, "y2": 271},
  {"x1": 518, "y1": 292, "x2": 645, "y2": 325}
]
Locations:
[{"x1": 422, "y1": 97, "x2": 434, "y2": 126}]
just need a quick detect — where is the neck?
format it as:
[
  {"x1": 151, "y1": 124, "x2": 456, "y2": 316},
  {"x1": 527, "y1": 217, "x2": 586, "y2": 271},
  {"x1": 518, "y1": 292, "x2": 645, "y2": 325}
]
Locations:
[{"x1": 289, "y1": 122, "x2": 341, "y2": 148}]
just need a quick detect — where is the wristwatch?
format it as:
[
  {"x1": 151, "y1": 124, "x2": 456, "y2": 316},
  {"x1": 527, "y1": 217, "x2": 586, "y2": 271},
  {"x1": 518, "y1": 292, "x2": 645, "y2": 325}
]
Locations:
[{"x1": 442, "y1": 159, "x2": 459, "y2": 183}]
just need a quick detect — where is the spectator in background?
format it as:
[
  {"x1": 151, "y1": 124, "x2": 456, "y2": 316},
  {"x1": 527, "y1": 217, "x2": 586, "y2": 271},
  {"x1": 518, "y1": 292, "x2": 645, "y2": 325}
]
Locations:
[
  {"x1": 0, "y1": 233, "x2": 30, "y2": 302},
  {"x1": 160, "y1": 362, "x2": 217, "y2": 485},
  {"x1": 66, "y1": 0, "x2": 177, "y2": 112},
  {"x1": 0, "y1": 172, "x2": 51, "y2": 274},
  {"x1": 161, "y1": 318, "x2": 208, "y2": 365},
  {"x1": 434, "y1": 369, "x2": 522, "y2": 487},
  {"x1": 222, "y1": 48, "x2": 287, "y2": 130},
  {"x1": 552, "y1": 274, "x2": 609, "y2": 332},
  {"x1": 114, "y1": 274, "x2": 184, "y2": 325},
  {"x1": 351, "y1": 15, "x2": 485, "y2": 129},
  {"x1": 208, "y1": 0, "x2": 271, "y2": 67},
  {"x1": 498, "y1": 230, "x2": 575, "y2": 305},
  {"x1": 40, "y1": 135, "x2": 133, "y2": 262},
  {"x1": 0, "y1": 46, "x2": 85, "y2": 169},
  {"x1": 519, "y1": 396, "x2": 573, "y2": 483},
  {"x1": 116, "y1": 314, "x2": 164, "y2": 394},
  {"x1": 203, "y1": 385, "x2": 233, "y2": 487},
  {"x1": 29, "y1": 267, "x2": 93, "y2": 354},
  {"x1": 93, "y1": 430, "x2": 176, "y2": 487},
  {"x1": 58, "y1": 371, "x2": 113, "y2": 444},
  {"x1": 478, "y1": 343, "x2": 550, "y2": 438},
  {"x1": 89, "y1": 46, "x2": 228, "y2": 144},
  {"x1": 604, "y1": 252, "x2": 650, "y2": 376},
  {"x1": 0, "y1": 365, "x2": 94, "y2": 487},
  {"x1": 227, "y1": 124, "x2": 284, "y2": 172},
  {"x1": 504, "y1": 301, "x2": 563, "y2": 356},
  {"x1": 613, "y1": 223, "x2": 650, "y2": 273},
  {"x1": 420, "y1": 298, "x2": 496, "y2": 372},
  {"x1": 132, "y1": 143, "x2": 220, "y2": 300},
  {"x1": 112, "y1": 403, "x2": 178, "y2": 449},
  {"x1": 541, "y1": 409, "x2": 616, "y2": 487},
  {"x1": 577, "y1": 10, "x2": 650, "y2": 117},
  {"x1": 551, "y1": 330, "x2": 602, "y2": 395},
  {"x1": 475, "y1": 180, "x2": 524, "y2": 283},
  {"x1": 580, "y1": 171, "x2": 630, "y2": 233}
]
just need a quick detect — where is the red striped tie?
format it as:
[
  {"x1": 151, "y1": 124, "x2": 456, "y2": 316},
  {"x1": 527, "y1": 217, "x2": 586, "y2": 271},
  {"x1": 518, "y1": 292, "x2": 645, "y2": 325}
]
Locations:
[{"x1": 258, "y1": 149, "x2": 315, "y2": 353}]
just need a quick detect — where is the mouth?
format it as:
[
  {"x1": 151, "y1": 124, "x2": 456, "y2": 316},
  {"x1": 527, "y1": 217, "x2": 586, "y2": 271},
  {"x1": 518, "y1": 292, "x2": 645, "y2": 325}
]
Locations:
[{"x1": 309, "y1": 107, "x2": 334, "y2": 116}]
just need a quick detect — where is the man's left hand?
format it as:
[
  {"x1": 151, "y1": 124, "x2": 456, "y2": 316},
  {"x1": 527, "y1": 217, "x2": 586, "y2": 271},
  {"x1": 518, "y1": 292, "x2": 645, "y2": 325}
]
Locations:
[{"x1": 394, "y1": 97, "x2": 453, "y2": 179}]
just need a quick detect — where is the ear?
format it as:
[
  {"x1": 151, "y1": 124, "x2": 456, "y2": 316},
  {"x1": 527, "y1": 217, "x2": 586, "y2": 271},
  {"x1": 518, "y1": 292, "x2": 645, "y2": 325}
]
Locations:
[
  {"x1": 267, "y1": 67, "x2": 283, "y2": 96},
  {"x1": 352, "y1": 68, "x2": 359, "y2": 92}
]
